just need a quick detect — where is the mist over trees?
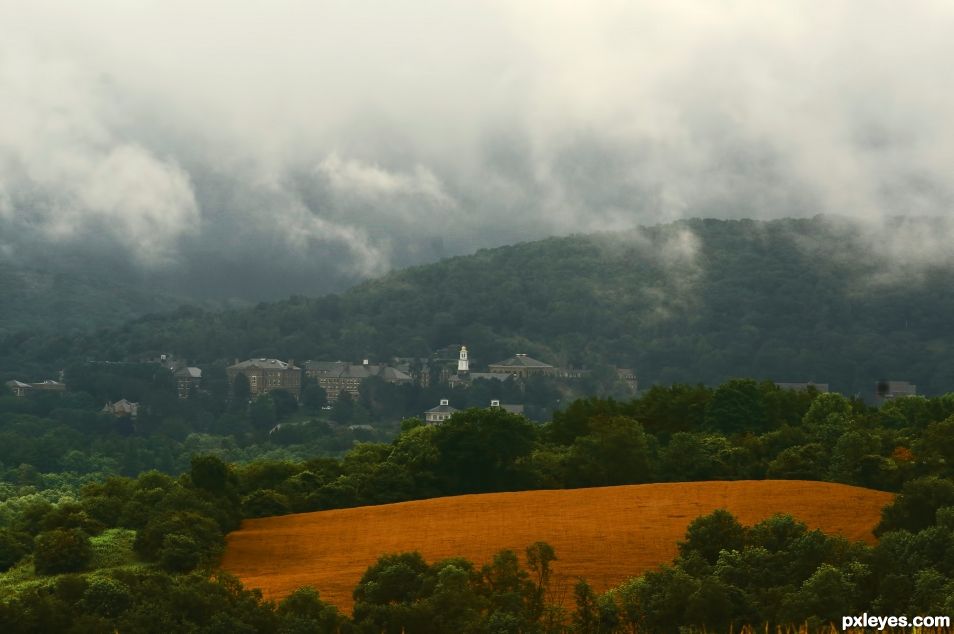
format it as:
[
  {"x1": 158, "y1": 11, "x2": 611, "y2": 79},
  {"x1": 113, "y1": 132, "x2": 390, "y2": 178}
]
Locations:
[{"x1": 7, "y1": 217, "x2": 954, "y2": 396}]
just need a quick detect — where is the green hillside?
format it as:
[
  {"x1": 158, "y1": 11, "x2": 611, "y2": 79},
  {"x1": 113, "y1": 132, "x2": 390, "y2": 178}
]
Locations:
[
  {"x1": 0, "y1": 266, "x2": 185, "y2": 337},
  {"x1": 5, "y1": 217, "x2": 954, "y2": 395}
]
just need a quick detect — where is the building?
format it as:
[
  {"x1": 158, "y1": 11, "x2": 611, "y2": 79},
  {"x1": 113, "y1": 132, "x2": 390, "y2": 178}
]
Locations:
[
  {"x1": 31, "y1": 380, "x2": 66, "y2": 393},
  {"x1": 304, "y1": 360, "x2": 412, "y2": 402},
  {"x1": 175, "y1": 367, "x2": 202, "y2": 399},
  {"x1": 875, "y1": 380, "x2": 917, "y2": 403},
  {"x1": 227, "y1": 359, "x2": 302, "y2": 399},
  {"x1": 5, "y1": 380, "x2": 32, "y2": 398},
  {"x1": 424, "y1": 398, "x2": 458, "y2": 424},
  {"x1": 102, "y1": 399, "x2": 139, "y2": 418},
  {"x1": 488, "y1": 353, "x2": 557, "y2": 378},
  {"x1": 616, "y1": 368, "x2": 639, "y2": 392},
  {"x1": 5, "y1": 379, "x2": 66, "y2": 397},
  {"x1": 489, "y1": 399, "x2": 525, "y2": 416},
  {"x1": 775, "y1": 382, "x2": 829, "y2": 393}
]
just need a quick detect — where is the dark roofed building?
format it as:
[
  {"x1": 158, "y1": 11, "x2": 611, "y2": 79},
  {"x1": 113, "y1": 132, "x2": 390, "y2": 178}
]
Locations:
[
  {"x1": 487, "y1": 353, "x2": 556, "y2": 378},
  {"x1": 489, "y1": 399, "x2": 525, "y2": 416},
  {"x1": 305, "y1": 360, "x2": 412, "y2": 402},
  {"x1": 227, "y1": 358, "x2": 302, "y2": 399},
  {"x1": 175, "y1": 367, "x2": 203, "y2": 399}
]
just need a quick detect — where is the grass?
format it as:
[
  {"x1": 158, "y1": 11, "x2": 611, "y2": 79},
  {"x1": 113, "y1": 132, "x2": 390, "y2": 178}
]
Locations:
[{"x1": 220, "y1": 480, "x2": 893, "y2": 613}]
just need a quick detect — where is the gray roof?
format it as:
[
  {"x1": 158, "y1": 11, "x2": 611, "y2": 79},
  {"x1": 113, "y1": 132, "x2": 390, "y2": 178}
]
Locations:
[
  {"x1": 229, "y1": 359, "x2": 298, "y2": 370},
  {"x1": 6, "y1": 380, "x2": 32, "y2": 389},
  {"x1": 175, "y1": 367, "x2": 202, "y2": 378},
  {"x1": 425, "y1": 403, "x2": 458, "y2": 414},
  {"x1": 306, "y1": 361, "x2": 411, "y2": 382},
  {"x1": 489, "y1": 354, "x2": 553, "y2": 368}
]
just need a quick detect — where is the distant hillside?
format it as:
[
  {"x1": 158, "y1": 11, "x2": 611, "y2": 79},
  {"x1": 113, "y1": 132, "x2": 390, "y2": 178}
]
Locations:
[
  {"x1": 5, "y1": 216, "x2": 954, "y2": 395},
  {"x1": 221, "y1": 480, "x2": 892, "y2": 611},
  {"x1": 0, "y1": 265, "x2": 184, "y2": 336}
]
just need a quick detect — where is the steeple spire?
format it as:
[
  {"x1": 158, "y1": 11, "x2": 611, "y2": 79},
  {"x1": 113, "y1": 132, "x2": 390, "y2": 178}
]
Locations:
[{"x1": 457, "y1": 345, "x2": 469, "y2": 375}]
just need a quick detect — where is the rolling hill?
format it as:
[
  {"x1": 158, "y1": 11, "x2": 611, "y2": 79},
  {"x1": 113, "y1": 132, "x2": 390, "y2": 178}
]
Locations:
[
  {"x1": 7, "y1": 216, "x2": 954, "y2": 395},
  {"x1": 220, "y1": 480, "x2": 893, "y2": 612}
]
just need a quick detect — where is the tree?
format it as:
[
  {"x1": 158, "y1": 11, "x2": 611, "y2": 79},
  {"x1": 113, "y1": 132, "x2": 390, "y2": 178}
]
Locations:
[
  {"x1": 33, "y1": 528, "x2": 92, "y2": 575},
  {"x1": 0, "y1": 529, "x2": 31, "y2": 571},
  {"x1": 232, "y1": 373, "x2": 250, "y2": 404},
  {"x1": 704, "y1": 379, "x2": 768, "y2": 434},
  {"x1": 249, "y1": 395, "x2": 277, "y2": 433},
  {"x1": 301, "y1": 383, "x2": 328, "y2": 412},
  {"x1": 330, "y1": 391, "x2": 355, "y2": 424},
  {"x1": 271, "y1": 389, "x2": 299, "y2": 421},
  {"x1": 190, "y1": 454, "x2": 229, "y2": 495},
  {"x1": 678, "y1": 509, "x2": 746, "y2": 565},
  {"x1": 565, "y1": 416, "x2": 653, "y2": 487},
  {"x1": 432, "y1": 408, "x2": 537, "y2": 494},
  {"x1": 877, "y1": 476, "x2": 954, "y2": 535},
  {"x1": 276, "y1": 587, "x2": 344, "y2": 634},
  {"x1": 525, "y1": 541, "x2": 557, "y2": 622}
]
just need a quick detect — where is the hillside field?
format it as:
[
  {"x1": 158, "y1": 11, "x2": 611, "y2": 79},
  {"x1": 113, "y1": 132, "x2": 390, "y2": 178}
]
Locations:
[{"x1": 221, "y1": 480, "x2": 892, "y2": 612}]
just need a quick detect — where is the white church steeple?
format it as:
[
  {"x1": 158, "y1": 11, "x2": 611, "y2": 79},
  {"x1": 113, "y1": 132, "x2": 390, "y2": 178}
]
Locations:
[{"x1": 457, "y1": 345, "x2": 469, "y2": 375}]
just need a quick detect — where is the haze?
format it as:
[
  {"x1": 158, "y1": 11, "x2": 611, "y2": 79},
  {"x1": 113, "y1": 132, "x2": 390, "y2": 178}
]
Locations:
[{"x1": 2, "y1": 1, "x2": 953, "y2": 298}]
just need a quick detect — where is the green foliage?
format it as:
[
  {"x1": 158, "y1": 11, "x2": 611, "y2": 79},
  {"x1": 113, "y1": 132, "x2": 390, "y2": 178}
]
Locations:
[
  {"x1": 276, "y1": 587, "x2": 345, "y2": 633},
  {"x1": 678, "y1": 509, "x2": 745, "y2": 565},
  {"x1": 877, "y1": 476, "x2": 954, "y2": 535},
  {"x1": 0, "y1": 528, "x2": 31, "y2": 571},
  {"x1": 431, "y1": 408, "x2": 537, "y2": 494},
  {"x1": 33, "y1": 528, "x2": 92, "y2": 575}
]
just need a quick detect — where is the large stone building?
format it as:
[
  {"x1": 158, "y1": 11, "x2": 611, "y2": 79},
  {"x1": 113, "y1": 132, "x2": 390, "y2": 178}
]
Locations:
[
  {"x1": 487, "y1": 353, "x2": 557, "y2": 378},
  {"x1": 304, "y1": 360, "x2": 412, "y2": 402},
  {"x1": 175, "y1": 367, "x2": 203, "y2": 399},
  {"x1": 227, "y1": 359, "x2": 302, "y2": 399}
]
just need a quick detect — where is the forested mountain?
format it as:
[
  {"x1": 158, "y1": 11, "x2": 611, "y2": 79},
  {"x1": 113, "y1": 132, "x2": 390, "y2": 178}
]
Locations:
[
  {"x1": 5, "y1": 216, "x2": 954, "y2": 396},
  {"x1": 0, "y1": 265, "x2": 186, "y2": 336}
]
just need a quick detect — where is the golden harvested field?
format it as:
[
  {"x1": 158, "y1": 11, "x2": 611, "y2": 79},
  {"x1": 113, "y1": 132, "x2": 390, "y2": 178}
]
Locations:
[{"x1": 221, "y1": 480, "x2": 892, "y2": 612}]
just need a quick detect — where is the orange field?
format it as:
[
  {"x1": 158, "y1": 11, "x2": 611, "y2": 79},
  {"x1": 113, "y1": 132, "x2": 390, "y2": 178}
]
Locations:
[{"x1": 221, "y1": 480, "x2": 892, "y2": 613}]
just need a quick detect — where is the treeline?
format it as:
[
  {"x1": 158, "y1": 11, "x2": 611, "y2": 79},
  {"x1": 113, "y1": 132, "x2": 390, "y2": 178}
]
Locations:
[
  {"x1": 3, "y1": 379, "x2": 954, "y2": 628},
  {"x1": 6, "y1": 497, "x2": 954, "y2": 631},
  {"x1": 7, "y1": 217, "x2": 954, "y2": 396}
]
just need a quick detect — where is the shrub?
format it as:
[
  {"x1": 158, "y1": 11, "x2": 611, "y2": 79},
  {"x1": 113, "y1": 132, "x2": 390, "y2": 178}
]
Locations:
[{"x1": 34, "y1": 528, "x2": 92, "y2": 575}]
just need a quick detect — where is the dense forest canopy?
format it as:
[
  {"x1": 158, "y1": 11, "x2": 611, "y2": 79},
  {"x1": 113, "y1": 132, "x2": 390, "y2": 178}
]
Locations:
[{"x1": 5, "y1": 216, "x2": 954, "y2": 396}]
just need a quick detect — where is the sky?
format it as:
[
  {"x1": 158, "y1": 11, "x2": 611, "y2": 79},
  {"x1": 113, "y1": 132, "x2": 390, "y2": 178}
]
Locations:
[{"x1": 2, "y1": 1, "x2": 954, "y2": 299}]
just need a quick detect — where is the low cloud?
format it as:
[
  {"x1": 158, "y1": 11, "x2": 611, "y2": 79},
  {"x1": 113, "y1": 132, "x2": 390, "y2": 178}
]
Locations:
[{"x1": 1, "y1": 1, "x2": 953, "y2": 298}]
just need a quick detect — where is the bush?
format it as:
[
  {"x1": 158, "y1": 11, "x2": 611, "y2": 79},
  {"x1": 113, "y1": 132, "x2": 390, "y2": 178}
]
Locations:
[
  {"x1": 0, "y1": 528, "x2": 32, "y2": 571},
  {"x1": 158, "y1": 534, "x2": 201, "y2": 572},
  {"x1": 34, "y1": 528, "x2": 92, "y2": 575}
]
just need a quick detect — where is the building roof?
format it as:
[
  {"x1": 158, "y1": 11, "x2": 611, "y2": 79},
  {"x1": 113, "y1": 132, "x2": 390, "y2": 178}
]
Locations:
[
  {"x1": 425, "y1": 402, "x2": 458, "y2": 415},
  {"x1": 229, "y1": 359, "x2": 298, "y2": 371},
  {"x1": 5, "y1": 380, "x2": 32, "y2": 389},
  {"x1": 306, "y1": 361, "x2": 411, "y2": 382},
  {"x1": 376, "y1": 366, "x2": 412, "y2": 382},
  {"x1": 488, "y1": 354, "x2": 554, "y2": 369},
  {"x1": 175, "y1": 367, "x2": 202, "y2": 378}
]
